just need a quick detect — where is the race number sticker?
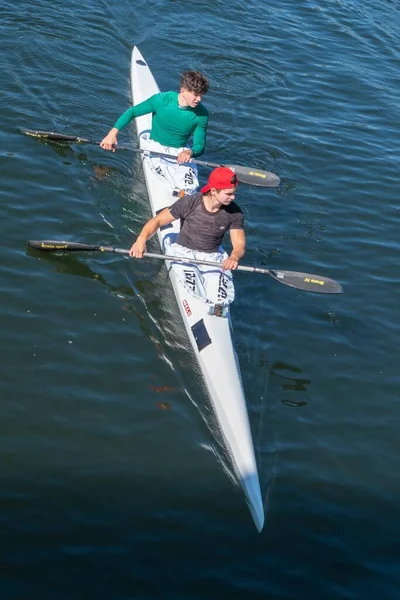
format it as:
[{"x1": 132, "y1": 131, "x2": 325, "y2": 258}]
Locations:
[
  {"x1": 217, "y1": 273, "x2": 229, "y2": 302},
  {"x1": 183, "y1": 269, "x2": 196, "y2": 294}
]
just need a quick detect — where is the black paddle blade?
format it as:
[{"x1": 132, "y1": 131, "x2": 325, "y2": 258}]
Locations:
[
  {"x1": 268, "y1": 270, "x2": 343, "y2": 294},
  {"x1": 228, "y1": 165, "x2": 280, "y2": 188},
  {"x1": 20, "y1": 128, "x2": 91, "y2": 143},
  {"x1": 27, "y1": 240, "x2": 103, "y2": 252}
]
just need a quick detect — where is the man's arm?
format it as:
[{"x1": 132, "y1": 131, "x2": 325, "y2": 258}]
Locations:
[
  {"x1": 177, "y1": 113, "x2": 208, "y2": 163},
  {"x1": 223, "y1": 228, "x2": 246, "y2": 271},
  {"x1": 129, "y1": 208, "x2": 175, "y2": 257},
  {"x1": 190, "y1": 113, "x2": 208, "y2": 157},
  {"x1": 100, "y1": 94, "x2": 159, "y2": 151}
]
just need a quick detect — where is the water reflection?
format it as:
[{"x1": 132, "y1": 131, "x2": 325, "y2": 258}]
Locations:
[
  {"x1": 30, "y1": 137, "x2": 125, "y2": 180},
  {"x1": 271, "y1": 361, "x2": 311, "y2": 407}
]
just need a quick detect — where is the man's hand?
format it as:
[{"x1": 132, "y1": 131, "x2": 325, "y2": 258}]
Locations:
[
  {"x1": 222, "y1": 255, "x2": 239, "y2": 271},
  {"x1": 100, "y1": 129, "x2": 118, "y2": 152},
  {"x1": 129, "y1": 238, "x2": 146, "y2": 258},
  {"x1": 177, "y1": 149, "x2": 193, "y2": 164}
]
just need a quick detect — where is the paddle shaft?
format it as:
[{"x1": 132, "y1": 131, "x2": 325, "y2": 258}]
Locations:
[
  {"x1": 27, "y1": 241, "x2": 343, "y2": 294},
  {"x1": 74, "y1": 144, "x2": 267, "y2": 176},
  {"x1": 20, "y1": 128, "x2": 280, "y2": 187},
  {"x1": 27, "y1": 240, "x2": 265, "y2": 271}
]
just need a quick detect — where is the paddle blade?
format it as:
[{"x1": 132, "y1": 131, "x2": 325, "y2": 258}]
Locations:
[
  {"x1": 20, "y1": 128, "x2": 91, "y2": 143},
  {"x1": 27, "y1": 240, "x2": 102, "y2": 252},
  {"x1": 268, "y1": 269, "x2": 343, "y2": 294},
  {"x1": 228, "y1": 165, "x2": 280, "y2": 187}
]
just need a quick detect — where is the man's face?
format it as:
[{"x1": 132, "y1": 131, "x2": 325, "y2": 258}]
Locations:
[
  {"x1": 180, "y1": 87, "x2": 202, "y2": 107},
  {"x1": 214, "y1": 187, "x2": 237, "y2": 205}
]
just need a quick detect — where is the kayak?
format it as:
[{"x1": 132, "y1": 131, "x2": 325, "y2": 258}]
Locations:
[{"x1": 130, "y1": 46, "x2": 264, "y2": 531}]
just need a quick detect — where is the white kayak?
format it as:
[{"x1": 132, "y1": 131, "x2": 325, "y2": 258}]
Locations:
[{"x1": 130, "y1": 46, "x2": 264, "y2": 531}]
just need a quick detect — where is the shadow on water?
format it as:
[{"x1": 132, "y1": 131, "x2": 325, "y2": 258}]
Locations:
[
  {"x1": 28, "y1": 137, "x2": 128, "y2": 179},
  {"x1": 26, "y1": 246, "x2": 115, "y2": 289}
]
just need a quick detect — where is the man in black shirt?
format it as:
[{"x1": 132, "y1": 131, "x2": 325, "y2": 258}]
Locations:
[{"x1": 129, "y1": 167, "x2": 245, "y2": 272}]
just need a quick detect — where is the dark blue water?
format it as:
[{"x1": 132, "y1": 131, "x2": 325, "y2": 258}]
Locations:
[{"x1": 1, "y1": 1, "x2": 399, "y2": 598}]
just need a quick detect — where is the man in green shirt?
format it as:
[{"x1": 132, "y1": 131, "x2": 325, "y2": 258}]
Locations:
[{"x1": 100, "y1": 70, "x2": 209, "y2": 193}]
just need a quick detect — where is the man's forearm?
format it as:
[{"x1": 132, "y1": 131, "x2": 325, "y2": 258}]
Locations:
[
  {"x1": 136, "y1": 217, "x2": 161, "y2": 243},
  {"x1": 230, "y1": 244, "x2": 245, "y2": 261}
]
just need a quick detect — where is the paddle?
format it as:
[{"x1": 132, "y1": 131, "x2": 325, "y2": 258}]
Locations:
[
  {"x1": 20, "y1": 128, "x2": 280, "y2": 188},
  {"x1": 27, "y1": 240, "x2": 343, "y2": 294}
]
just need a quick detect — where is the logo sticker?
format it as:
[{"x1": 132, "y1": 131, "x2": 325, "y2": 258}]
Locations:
[{"x1": 183, "y1": 299, "x2": 192, "y2": 317}]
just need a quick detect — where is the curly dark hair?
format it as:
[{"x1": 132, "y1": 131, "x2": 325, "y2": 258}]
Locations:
[{"x1": 180, "y1": 71, "x2": 209, "y2": 95}]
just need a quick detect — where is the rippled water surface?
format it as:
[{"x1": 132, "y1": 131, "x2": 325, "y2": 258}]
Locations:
[{"x1": 1, "y1": 1, "x2": 399, "y2": 598}]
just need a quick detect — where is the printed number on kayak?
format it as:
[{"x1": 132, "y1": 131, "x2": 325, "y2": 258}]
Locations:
[
  {"x1": 184, "y1": 270, "x2": 196, "y2": 293},
  {"x1": 217, "y1": 273, "x2": 229, "y2": 301}
]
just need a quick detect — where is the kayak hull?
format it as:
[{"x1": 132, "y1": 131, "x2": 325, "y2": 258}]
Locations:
[{"x1": 130, "y1": 46, "x2": 264, "y2": 531}]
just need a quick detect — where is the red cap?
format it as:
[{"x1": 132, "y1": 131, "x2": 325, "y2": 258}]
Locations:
[{"x1": 200, "y1": 167, "x2": 238, "y2": 194}]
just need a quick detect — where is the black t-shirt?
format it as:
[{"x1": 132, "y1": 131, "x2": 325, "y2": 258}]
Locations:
[{"x1": 169, "y1": 192, "x2": 244, "y2": 253}]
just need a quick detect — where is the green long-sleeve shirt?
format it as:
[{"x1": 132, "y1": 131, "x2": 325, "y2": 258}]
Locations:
[{"x1": 114, "y1": 91, "x2": 208, "y2": 157}]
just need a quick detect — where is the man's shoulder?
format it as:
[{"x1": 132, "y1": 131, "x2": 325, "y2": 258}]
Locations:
[
  {"x1": 225, "y1": 201, "x2": 243, "y2": 215},
  {"x1": 179, "y1": 192, "x2": 203, "y2": 206},
  {"x1": 155, "y1": 91, "x2": 178, "y2": 105},
  {"x1": 170, "y1": 192, "x2": 202, "y2": 215},
  {"x1": 194, "y1": 102, "x2": 208, "y2": 118}
]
